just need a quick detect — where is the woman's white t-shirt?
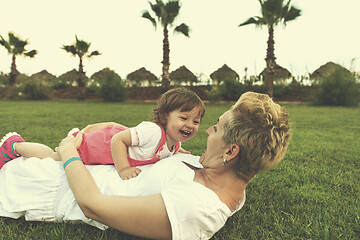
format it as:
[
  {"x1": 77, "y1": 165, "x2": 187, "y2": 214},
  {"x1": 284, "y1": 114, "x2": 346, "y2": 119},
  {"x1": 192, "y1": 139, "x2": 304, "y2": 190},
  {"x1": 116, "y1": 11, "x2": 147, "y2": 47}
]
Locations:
[{"x1": 0, "y1": 154, "x2": 245, "y2": 240}]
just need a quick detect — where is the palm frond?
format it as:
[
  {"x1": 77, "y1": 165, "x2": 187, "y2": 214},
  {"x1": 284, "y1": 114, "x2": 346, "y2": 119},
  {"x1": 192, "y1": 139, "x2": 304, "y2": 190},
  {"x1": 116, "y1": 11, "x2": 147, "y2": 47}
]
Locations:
[
  {"x1": 8, "y1": 32, "x2": 27, "y2": 52},
  {"x1": 0, "y1": 35, "x2": 11, "y2": 51},
  {"x1": 24, "y1": 49, "x2": 37, "y2": 58},
  {"x1": 239, "y1": 17, "x2": 261, "y2": 27},
  {"x1": 88, "y1": 50, "x2": 101, "y2": 58},
  {"x1": 142, "y1": 11, "x2": 157, "y2": 29},
  {"x1": 261, "y1": 0, "x2": 284, "y2": 24},
  {"x1": 75, "y1": 36, "x2": 90, "y2": 56},
  {"x1": 283, "y1": 0, "x2": 292, "y2": 12},
  {"x1": 254, "y1": 0, "x2": 301, "y2": 26},
  {"x1": 284, "y1": 6, "x2": 301, "y2": 22},
  {"x1": 150, "y1": 0, "x2": 163, "y2": 18},
  {"x1": 0, "y1": 35, "x2": 5, "y2": 45},
  {"x1": 8, "y1": 32, "x2": 18, "y2": 46},
  {"x1": 164, "y1": 1, "x2": 181, "y2": 24},
  {"x1": 174, "y1": 23, "x2": 189, "y2": 37},
  {"x1": 174, "y1": 23, "x2": 190, "y2": 37},
  {"x1": 62, "y1": 45, "x2": 77, "y2": 56}
]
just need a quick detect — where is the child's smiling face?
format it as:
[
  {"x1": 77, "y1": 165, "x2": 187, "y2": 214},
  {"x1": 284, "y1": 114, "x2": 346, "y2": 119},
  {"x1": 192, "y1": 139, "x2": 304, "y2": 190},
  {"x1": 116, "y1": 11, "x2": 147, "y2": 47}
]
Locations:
[{"x1": 165, "y1": 106, "x2": 202, "y2": 147}]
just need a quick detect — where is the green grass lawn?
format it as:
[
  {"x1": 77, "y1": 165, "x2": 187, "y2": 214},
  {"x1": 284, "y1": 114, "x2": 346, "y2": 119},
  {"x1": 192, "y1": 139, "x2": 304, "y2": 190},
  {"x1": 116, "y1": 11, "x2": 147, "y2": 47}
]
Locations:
[{"x1": 0, "y1": 100, "x2": 359, "y2": 239}]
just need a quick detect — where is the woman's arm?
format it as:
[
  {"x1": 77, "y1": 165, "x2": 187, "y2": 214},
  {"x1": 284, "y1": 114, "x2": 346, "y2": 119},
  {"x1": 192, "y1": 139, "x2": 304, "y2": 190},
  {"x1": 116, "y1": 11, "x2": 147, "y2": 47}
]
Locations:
[{"x1": 57, "y1": 135, "x2": 172, "y2": 239}]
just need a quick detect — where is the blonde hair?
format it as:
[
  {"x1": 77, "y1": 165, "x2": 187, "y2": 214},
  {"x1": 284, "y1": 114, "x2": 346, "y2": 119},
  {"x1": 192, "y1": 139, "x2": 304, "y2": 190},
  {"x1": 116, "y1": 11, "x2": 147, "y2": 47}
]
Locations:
[
  {"x1": 152, "y1": 87, "x2": 205, "y2": 128},
  {"x1": 223, "y1": 92, "x2": 290, "y2": 182}
]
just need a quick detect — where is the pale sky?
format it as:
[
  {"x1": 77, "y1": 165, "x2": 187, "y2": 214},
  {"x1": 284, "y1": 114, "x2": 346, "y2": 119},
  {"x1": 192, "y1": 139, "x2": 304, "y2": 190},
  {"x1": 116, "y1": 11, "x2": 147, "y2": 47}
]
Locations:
[{"x1": 1, "y1": 0, "x2": 360, "y2": 80}]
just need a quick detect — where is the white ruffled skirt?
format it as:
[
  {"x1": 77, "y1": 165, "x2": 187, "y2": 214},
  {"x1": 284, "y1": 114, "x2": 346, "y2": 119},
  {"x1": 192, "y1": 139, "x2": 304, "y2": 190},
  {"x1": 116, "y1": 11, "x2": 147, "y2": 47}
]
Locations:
[{"x1": 0, "y1": 157, "x2": 125, "y2": 230}]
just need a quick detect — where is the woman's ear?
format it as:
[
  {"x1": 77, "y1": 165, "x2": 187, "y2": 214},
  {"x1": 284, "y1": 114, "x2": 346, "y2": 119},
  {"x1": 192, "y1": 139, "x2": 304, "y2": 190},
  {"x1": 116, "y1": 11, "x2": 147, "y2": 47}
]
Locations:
[{"x1": 225, "y1": 144, "x2": 240, "y2": 162}]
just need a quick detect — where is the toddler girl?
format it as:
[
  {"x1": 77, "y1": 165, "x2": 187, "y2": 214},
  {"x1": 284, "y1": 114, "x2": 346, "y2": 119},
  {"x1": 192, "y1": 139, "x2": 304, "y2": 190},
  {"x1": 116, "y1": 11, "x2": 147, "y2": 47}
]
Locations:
[{"x1": 0, "y1": 87, "x2": 205, "y2": 180}]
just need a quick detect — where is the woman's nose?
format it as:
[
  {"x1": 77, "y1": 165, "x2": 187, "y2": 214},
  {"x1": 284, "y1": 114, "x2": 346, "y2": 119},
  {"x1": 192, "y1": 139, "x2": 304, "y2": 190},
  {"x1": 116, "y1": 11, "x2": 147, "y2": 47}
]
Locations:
[{"x1": 206, "y1": 127, "x2": 212, "y2": 135}]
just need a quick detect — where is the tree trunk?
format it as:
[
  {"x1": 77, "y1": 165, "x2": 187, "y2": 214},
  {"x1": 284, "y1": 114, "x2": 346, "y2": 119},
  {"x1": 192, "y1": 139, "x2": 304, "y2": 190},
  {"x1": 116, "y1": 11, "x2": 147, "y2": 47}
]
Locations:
[
  {"x1": 161, "y1": 27, "x2": 170, "y2": 93},
  {"x1": 264, "y1": 25, "x2": 276, "y2": 98},
  {"x1": 77, "y1": 57, "x2": 87, "y2": 100},
  {"x1": 9, "y1": 55, "x2": 17, "y2": 86}
]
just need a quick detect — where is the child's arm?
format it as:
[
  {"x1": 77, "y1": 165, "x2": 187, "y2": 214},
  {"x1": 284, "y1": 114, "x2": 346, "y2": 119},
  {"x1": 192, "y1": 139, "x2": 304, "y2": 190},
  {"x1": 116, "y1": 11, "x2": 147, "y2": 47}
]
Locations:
[
  {"x1": 110, "y1": 129, "x2": 141, "y2": 180},
  {"x1": 81, "y1": 122, "x2": 128, "y2": 134}
]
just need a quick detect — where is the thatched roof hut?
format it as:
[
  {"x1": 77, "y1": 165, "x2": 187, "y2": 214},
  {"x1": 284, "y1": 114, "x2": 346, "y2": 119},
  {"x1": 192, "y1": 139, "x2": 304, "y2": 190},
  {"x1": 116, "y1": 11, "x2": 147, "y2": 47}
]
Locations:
[
  {"x1": 126, "y1": 67, "x2": 158, "y2": 87},
  {"x1": 210, "y1": 64, "x2": 239, "y2": 84},
  {"x1": 310, "y1": 62, "x2": 351, "y2": 80},
  {"x1": 127, "y1": 67, "x2": 157, "y2": 81},
  {"x1": 31, "y1": 70, "x2": 56, "y2": 79},
  {"x1": 91, "y1": 68, "x2": 121, "y2": 80},
  {"x1": 170, "y1": 65, "x2": 197, "y2": 85},
  {"x1": 29, "y1": 70, "x2": 58, "y2": 86},
  {"x1": 30, "y1": 70, "x2": 57, "y2": 81},
  {"x1": 58, "y1": 69, "x2": 88, "y2": 86},
  {"x1": 59, "y1": 69, "x2": 80, "y2": 80},
  {"x1": 259, "y1": 64, "x2": 291, "y2": 82}
]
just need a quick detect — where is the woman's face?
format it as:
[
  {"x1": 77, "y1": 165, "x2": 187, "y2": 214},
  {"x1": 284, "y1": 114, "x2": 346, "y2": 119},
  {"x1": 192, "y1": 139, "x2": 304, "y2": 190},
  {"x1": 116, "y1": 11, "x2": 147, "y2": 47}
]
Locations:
[{"x1": 200, "y1": 110, "x2": 232, "y2": 167}]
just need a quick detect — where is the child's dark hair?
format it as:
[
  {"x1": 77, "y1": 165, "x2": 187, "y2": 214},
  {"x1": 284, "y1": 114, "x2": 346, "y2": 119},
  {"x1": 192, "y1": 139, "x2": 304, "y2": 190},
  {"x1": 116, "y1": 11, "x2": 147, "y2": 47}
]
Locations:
[{"x1": 153, "y1": 87, "x2": 205, "y2": 128}]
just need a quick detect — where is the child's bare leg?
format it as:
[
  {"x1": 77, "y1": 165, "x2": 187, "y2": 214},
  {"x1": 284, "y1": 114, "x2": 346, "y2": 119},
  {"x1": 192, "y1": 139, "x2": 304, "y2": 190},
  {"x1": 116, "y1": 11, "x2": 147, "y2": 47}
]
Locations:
[{"x1": 14, "y1": 142, "x2": 60, "y2": 160}]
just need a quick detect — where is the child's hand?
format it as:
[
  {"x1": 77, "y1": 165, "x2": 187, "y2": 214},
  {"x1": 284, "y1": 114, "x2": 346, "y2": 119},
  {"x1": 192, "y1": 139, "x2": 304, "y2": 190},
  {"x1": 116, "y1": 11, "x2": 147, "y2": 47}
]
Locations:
[
  {"x1": 56, "y1": 134, "x2": 82, "y2": 153},
  {"x1": 118, "y1": 167, "x2": 141, "y2": 180},
  {"x1": 74, "y1": 131, "x2": 84, "y2": 149},
  {"x1": 81, "y1": 124, "x2": 95, "y2": 134},
  {"x1": 178, "y1": 147, "x2": 191, "y2": 154}
]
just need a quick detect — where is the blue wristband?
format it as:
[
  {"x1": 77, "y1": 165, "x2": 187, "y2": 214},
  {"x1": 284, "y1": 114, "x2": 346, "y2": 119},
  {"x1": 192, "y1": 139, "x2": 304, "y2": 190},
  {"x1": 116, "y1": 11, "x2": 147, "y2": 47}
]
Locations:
[{"x1": 63, "y1": 157, "x2": 82, "y2": 169}]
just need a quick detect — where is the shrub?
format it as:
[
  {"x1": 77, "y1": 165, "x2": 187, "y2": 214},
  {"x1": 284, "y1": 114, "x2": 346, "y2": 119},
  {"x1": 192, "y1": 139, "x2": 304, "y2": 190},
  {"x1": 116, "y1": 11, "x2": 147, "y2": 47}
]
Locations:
[
  {"x1": 52, "y1": 80, "x2": 70, "y2": 89},
  {"x1": 212, "y1": 79, "x2": 246, "y2": 101},
  {"x1": 207, "y1": 86, "x2": 222, "y2": 102},
  {"x1": 1, "y1": 86, "x2": 24, "y2": 99},
  {"x1": 87, "y1": 81, "x2": 99, "y2": 96},
  {"x1": 96, "y1": 71, "x2": 127, "y2": 102},
  {"x1": 208, "y1": 79, "x2": 245, "y2": 101},
  {"x1": 315, "y1": 68, "x2": 359, "y2": 106},
  {"x1": 273, "y1": 84, "x2": 291, "y2": 99},
  {"x1": 0, "y1": 74, "x2": 9, "y2": 86},
  {"x1": 23, "y1": 82, "x2": 51, "y2": 100}
]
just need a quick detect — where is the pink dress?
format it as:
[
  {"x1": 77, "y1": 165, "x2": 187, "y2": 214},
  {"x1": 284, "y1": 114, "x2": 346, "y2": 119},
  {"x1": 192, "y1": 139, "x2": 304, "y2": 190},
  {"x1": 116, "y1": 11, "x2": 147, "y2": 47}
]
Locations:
[{"x1": 75, "y1": 124, "x2": 180, "y2": 167}]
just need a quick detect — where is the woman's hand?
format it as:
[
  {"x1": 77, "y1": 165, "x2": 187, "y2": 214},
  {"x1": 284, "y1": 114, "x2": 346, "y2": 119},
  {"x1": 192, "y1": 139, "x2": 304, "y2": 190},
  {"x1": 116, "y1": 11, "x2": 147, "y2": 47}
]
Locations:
[
  {"x1": 56, "y1": 131, "x2": 84, "y2": 154},
  {"x1": 118, "y1": 167, "x2": 141, "y2": 180}
]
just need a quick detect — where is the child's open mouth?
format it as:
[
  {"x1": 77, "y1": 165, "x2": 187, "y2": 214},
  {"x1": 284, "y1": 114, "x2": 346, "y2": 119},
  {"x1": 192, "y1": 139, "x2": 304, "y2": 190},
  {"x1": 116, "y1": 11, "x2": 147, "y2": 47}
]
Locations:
[{"x1": 179, "y1": 130, "x2": 191, "y2": 136}]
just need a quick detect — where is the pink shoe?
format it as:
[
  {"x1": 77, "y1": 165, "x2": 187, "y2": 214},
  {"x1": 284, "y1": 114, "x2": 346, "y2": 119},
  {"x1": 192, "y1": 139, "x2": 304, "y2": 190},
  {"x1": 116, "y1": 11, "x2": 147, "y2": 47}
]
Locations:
[{"x1": 0, "y1": 132, "x2": 25, "y2": 168}]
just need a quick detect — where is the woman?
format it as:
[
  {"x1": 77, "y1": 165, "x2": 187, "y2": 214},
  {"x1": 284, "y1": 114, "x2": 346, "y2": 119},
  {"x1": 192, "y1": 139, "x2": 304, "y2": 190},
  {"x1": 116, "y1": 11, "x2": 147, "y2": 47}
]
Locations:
[{"x1": 0, "y1": 92, "x2": 290, "y2": 239}]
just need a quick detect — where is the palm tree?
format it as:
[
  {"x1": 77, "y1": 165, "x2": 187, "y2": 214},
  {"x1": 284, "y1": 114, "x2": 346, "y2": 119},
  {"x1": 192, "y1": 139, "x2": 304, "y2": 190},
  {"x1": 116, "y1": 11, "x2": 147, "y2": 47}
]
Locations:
[
  {"x1": 142, "y1": 0, "x2": 190, "y2": 92},
  {"x1": 0, "y1": 32, "x2": 37, "y2": 86},
  {"x1": 239, "y1": 0, "x2": 301, "y2": 97},
  {"x1": 62, "y1": 35, "x2": 101, "y2": 99}
]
